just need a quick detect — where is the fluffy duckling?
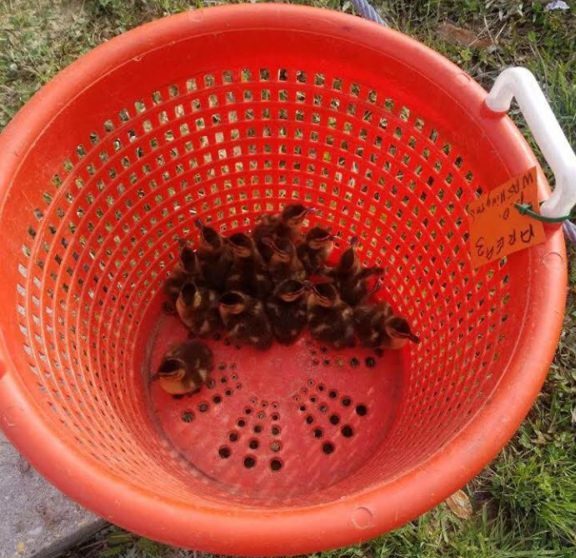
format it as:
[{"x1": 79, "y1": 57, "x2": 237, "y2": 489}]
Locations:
[
  {"x1": 195, "y1": 219, "x2": 232, "y2": 292},
  {"x1": 253, "y1": 203, "x2": 314, "y2": 258},
  {"x1": 219, "y1": 291, "x2": 273, "y2": 350},
  {"x1": 266, "y1": 279, "x2": 309, "y2": 345},
  {"x1": 175, "y1": 281, "x2": 220, "y2": 338},
  {"x1": 154, "y1": 340, "x2": 214, "y2": 395},
  {"x1": 339, "y1": 270, "x2": 384, "y2": 307},
  {"x1": 307, "y1": 281, "x2": 355, "y2": 349},
  {"x1": 331, "y1": 237, "x2": 383, "y2": 306},
  {"x1": 226, "y1": 232, "x2": 272, "y2": 298},
  {"x1": 297, "y1": 227, "x2": 334, "y2": 275},
  {"x1": 261, "y1": 236, "x2": 306, "y2": 284},
  {"x1": 354, "y1": 302, "x2": 420, "y2": 349}
]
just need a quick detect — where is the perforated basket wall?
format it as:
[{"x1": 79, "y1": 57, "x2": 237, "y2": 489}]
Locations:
[{"x1": 0, "y1": 6, "x2": 566, "y2": 556}]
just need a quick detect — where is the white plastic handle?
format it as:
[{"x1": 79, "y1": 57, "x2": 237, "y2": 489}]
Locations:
[{"x1": 485, "y1": 67, "x2": 576, "y2": 219}]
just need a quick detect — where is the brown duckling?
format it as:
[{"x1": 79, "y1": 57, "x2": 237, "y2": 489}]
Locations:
[
  {"x1": 297, "y1": 226, "x2": 334, "y2": 275},
  {"x1": 331, "y1": 237, "x2": 383, "y2": 306},
  {"x1": 154, "y1": 340, "x2": 214, "y2": 395},
  {"x1": 307, "y1": 281, "x2": 355, "y2": 349},
  {"x1": 339, "y1": 270, "x2": 384, "y2": 307},
  {"x1": 175, "y1": 281, "x2": 221, "y2": 338},
  {"x1": 226, "y1": 232, "x2": 272, "y2": 298},
  {"x1": 253, "y1": 203, "x2": 314, "y2": 258},
  {"x1": 261, "y1": 236, "x2": 306, "y2": 284},
  {"x1": 266, "y1": 279, "x2": 310, "y2": 345},
  {"x1": 219, "y1": 291, "x2": 273, "y2": 350},
  {"x1": 354, "y1": 302, "x2": 420, "y2": 349},
  {"x1": 195, "y1": 219, "x2": 232, "y2": 292}
]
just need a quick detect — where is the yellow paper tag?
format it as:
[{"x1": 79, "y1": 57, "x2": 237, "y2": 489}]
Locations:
[{"x1": 467, "y1": 167, "x2": 546, "y2": 269}]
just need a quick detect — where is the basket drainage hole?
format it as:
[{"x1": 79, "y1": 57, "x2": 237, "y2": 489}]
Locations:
[
  {"x1": 341, "y1": 425, "x2": 354, "y2": 437},
  {"x1": 229, "y1": 431, "x2": 239, "y2": 442},
  {"x1": 237, "y1": 419, "x2": 246, "y2": 428},
  {"x1": 270, "y1": 459, "x2": 283, "y2": 472},
  {"x1": 198, "y1": 402, "x2": 209, "y2": 413},
  {"x1": 249, "y1": 439, "x2": 259, "y2": 450},
  {"x1": 306, "y1": 415, "x2": 314, "y2": 424},
  {"x1": 270, "y1": 441, "x2": 282, "y2": 452},
  {"x1": 271, "y1": 425, "x2": 281, "y2": 436},
  {"x1": 244, "y1": 456, "x2": 256, "y2": 469},
  {"x1": 342, "y1": 397, "x2": 352, "y2": 407},
  {"x1": 254, "y1": 424, "x2": 263, "y2": 434},
  {"x1": 356, "y1": 404, "x2": 368, "y2": 416},
  {"x1": 218, "y1": 446, "x2": 231, "y2": 459},
  {"x1": 181, "y1": 411, "x2": 195, "y2": 423},
  {"x1": 322, "y1": 442, "x2": 335, "y2": 455},
  {"x1": 328, "y1": 390, "x2": 338, "y2": 399},
  {"x1": 329, "y1": 414, "x2": 340, "y2": 425},
  {"x1": 212, "y1": 395, "x2": 222, "y2": 404},
  {"x1": 271, "y1": 413, "x2": 280, "y2": 421},
  {"x1": 313, "y1": 428, "x2": 323, "y2": 438}
]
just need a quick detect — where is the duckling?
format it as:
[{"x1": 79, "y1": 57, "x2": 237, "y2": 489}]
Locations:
[
  {"x1": 353, "y1": 300, "x2": 393, "y2": 348},
  {"x1": 175, "y1": 281, "x2": 220, "y2": 337},
  {"x1": 195, "y1": 219, "x2": 232, "y2": 292},
  {"x1": 297, "y1": 227, "x2": 334, "y2": 275},
  {"x1": 162, "y1": 242, "x2": 203, "y2": 314},
  {"x1": 261, "y1": 236, "x2": 306, "y2": 284},
  {"x1": 266, "y1": 279, "x2": 309, "y2": 345},
  {"x1": 154, "y1": 340, "x2": 214, "y2": 395},
  {"x1": 339, "y1": 269, "x2": 384, "y2": 307},
  {"x1": 330, "y1": 236, "x2": 362, "y2": 282},
  {"x1": 330, "y1": 237, "x2": 383, "y2": 306},
  {"x1": 226, "y1": 232, "x2": 272, "y2": 298},
  {"x1": 219, "y1": 291, "x2": 273, "y2": 350},
  {"x1": 354, "y1": 302, "x2": 420, "y2": 350},
  {"x1": 253, "y1": 204, "x2": 314, "y2": 258},
  {"x1": 307, "y1": 281, "x2": 355, "y2": 349}
]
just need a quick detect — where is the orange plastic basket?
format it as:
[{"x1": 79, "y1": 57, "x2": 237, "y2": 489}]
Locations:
[{"x1": 0, "y1": 5, "x2": 567, "y2": 555}]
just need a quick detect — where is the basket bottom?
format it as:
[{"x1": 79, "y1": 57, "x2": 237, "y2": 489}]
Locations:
[{"x1": 143, "y1": 305, "x2": 406, "y2": 504}]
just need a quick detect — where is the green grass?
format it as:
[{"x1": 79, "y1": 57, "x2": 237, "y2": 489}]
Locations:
[{"x1": 1, "y1": 1, "x2": 575, "y2": 557}]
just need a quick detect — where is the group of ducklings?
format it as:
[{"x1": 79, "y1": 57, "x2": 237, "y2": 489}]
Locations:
[{"x1": 155, "y1": 204, "x2": 419, "y2": 395}]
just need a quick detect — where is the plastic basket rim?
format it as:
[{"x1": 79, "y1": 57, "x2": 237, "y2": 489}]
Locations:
[{"x1": 0, "y1": 4, "x2": 566, "y2": 555}]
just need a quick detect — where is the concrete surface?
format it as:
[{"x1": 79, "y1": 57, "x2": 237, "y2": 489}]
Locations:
[{"x1": 0, "y1": 432, "x2": 106, "y2": 558}]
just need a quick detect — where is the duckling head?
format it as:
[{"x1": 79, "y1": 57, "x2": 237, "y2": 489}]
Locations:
[
  {"x1": 306, "y1": 227, "x2": 334, "y2": 250},
  {"x1": 195, "y1": 218, "x2": 223, "y2": 251},
  {"x1": 228, "y1": 232, "x2": 255, "y2": 259},
  {"x1": 385, "y1": 316, "x2": 420, "y2": 347},
  {"x1": 339, "y1": 236, "x2": 360, "y2": 272},
  {"x1": 310, "y1": 281, "x2": 339, "y2": 308},
  {"x1": 274, "y1": 279, "x2": 308, "y2": 302},
  {"x1": 178, "y1": 282, "x2": 203, "y2": 310},
  {"x1": 219, "y1": 291, "x2": 249, "y2": 318},
  {"x1": 262, "y1": 236, "x2": 295, "y2": 263},
  {"x1": 179, "y1": 244, "x2": 198, "y2": 274},
  {"x1": 155, "y1": 357, "x2": 188, "y2": 395},
  {"x1": 281, "y1": 204, "x2": 315, "y2": 228}
]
